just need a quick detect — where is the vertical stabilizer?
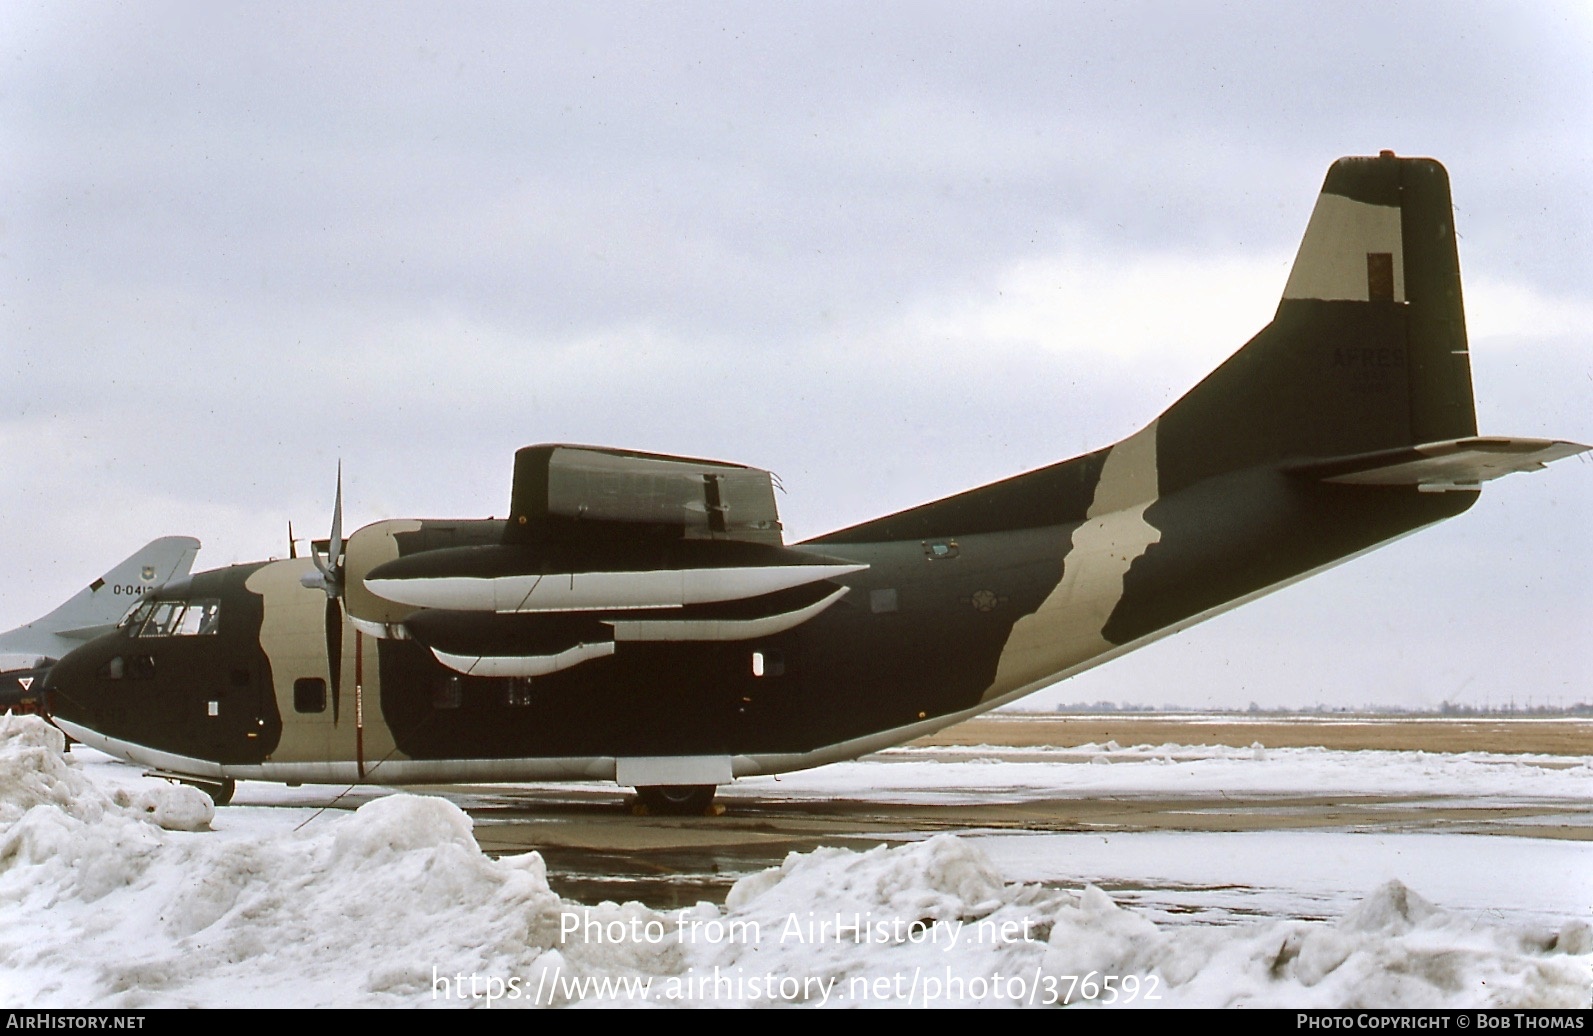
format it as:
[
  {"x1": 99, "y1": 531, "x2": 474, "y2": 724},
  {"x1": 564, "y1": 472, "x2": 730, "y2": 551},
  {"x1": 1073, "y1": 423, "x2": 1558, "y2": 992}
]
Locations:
[
  {"x1": 0, "y1": 536, "x2": 202, "y2": 663},
  {"x1": 1155, "y1": 153, "x2": 1477, "y2": 494}
]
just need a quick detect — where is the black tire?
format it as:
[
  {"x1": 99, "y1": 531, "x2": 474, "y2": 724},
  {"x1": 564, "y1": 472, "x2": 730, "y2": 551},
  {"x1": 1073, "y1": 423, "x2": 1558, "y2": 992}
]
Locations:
[
  {"x1": 195, "y1": 778, "x2": 235, "y2": 806},
  {"x1": 634, "y1": 784, "x2": 717, "y2": 816}
]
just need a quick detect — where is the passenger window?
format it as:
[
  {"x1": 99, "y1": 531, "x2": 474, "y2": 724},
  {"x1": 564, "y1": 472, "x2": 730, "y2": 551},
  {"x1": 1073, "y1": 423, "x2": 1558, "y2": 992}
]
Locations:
[
  {"x1": 752, "y1": 651, "x2": 785, "y2": 677},
  {"x1": 922, "y1": 540, "x2": 960, "y2": 561},
  {"x1": 294, "y1": 677, "x2": 327, "y2": 713}
]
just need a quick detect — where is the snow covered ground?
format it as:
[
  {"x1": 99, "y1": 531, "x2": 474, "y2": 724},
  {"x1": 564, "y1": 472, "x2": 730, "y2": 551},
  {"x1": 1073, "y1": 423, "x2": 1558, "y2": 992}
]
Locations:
[{"x1": 0, "y1": 715, "x2": 1587, "y2": 1008}]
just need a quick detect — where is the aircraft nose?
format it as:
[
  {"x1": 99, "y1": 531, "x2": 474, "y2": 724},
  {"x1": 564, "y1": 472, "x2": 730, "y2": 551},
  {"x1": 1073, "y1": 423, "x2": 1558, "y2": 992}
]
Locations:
[
  {"x1": 40, "y1": 651, "x2": 71, "y2": 719},
  {"x1": 39, "y1": 641, "x2": 103, "y2": 730}
]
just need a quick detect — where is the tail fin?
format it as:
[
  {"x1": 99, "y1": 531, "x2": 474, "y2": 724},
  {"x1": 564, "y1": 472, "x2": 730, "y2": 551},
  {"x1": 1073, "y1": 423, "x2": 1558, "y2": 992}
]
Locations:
[
  {"x1": 1155, "y1": 152, "x2": 1478, "y2": 494},
  {"x1": 0, "y1": 536, "x2": 202, "y2": 662},
  {"x1": 806, "y1": 153, "x2": 1582, "y2": 548}
]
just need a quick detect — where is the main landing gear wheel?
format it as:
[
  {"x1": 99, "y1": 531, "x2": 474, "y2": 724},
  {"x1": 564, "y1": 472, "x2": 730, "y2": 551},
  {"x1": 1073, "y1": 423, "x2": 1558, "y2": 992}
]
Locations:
[
  {"x1": 183, "y1": 778, "x2": 235, "y2": 806},
  {"x1": 632, "y1": 784, "x2": 718, "y2": 816}
]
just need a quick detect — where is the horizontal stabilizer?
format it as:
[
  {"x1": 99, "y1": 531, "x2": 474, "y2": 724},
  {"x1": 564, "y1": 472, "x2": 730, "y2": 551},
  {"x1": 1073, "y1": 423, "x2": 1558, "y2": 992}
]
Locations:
[{"x1": 1289, "y1": 437, "x2": 1589, "y2": 492}]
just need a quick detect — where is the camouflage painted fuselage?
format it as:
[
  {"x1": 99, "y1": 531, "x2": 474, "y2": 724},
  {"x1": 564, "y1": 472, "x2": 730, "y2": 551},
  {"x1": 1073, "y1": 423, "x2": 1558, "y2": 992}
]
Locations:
[{"x1": 39, "y1": 472, "x2": 1473, "y2": 785}]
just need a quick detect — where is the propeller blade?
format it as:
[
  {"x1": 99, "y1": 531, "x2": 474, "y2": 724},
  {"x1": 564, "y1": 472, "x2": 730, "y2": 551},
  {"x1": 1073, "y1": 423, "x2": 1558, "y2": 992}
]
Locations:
[
  {"x1": 308, "y1": 463, "x2": 346, "y2": 722},
  {"x1": 311, "y1": 462, "x2": 345, "y2": 598},
  {"x1": 326, "y1": 595, "x2": 343, "y2": 724},
  {"x1": 288, "y1": 521, "x2": 298, "y2": 560},
  {"x1": 329, "y1": 461, "x2": 343, "y2": 574}
]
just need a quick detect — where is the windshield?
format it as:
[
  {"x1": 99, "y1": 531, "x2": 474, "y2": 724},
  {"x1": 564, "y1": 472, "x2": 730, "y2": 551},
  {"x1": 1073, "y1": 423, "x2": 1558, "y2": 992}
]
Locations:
[
  {"x1": 119, "y1": 600, "x2": 155, "y2": 630},
  {"x1": 131, "y1": 598, "x2": 221, "y2": 638}
]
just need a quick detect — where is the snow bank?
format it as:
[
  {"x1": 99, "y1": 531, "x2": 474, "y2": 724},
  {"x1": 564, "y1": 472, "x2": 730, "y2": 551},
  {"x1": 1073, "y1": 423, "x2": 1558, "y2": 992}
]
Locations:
[
  {"x1": 0, "y1": 714, "x2": 110, "y2": 824},
  {"x1": 0, "y1": 715, "x2": 1586, "y2": 1008},
  {"x1": 1036, "y1": 879, "x2": 1591, "y2": 1009},
  {"x1": 0, "y1": 716, "x2": 213, "y2": 831}
]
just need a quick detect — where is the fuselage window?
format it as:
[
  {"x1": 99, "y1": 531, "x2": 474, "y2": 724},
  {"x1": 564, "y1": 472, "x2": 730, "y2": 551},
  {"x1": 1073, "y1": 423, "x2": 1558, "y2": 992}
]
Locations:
[
  {"x1": 751, "y1": 651, "x2": 785, "y2": 677},
  {"x1": 294, "y1": 677, "x2": 327, "y2": 714},
  {"x1": 433, "y1": 676, "x2": 463, "y2": 709},
  {"x1": 502, "y1": 677, "x2": 533, "y2": 707},
  {"x1": 136, "y1": 599, "x2": 221, "y2": 638},
  {"x1": 922, "y1": 540, "x2": 960, "y2": 561},
  {"x1": 99, "y1": 655, "x2": 152, "y2": 681}
]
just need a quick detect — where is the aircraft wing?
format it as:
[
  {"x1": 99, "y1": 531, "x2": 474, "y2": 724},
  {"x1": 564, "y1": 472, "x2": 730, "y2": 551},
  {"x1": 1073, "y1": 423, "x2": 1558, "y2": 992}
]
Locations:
[{"x1": 356, "y1": 445, "x2": 869, "y2": 679}]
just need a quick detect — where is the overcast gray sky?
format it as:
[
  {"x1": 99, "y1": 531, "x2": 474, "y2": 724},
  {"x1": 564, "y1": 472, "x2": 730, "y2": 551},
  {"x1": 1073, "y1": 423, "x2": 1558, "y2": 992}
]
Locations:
[{"x1": 4, "y1": 2, "x2": 1590, "y2": 710}]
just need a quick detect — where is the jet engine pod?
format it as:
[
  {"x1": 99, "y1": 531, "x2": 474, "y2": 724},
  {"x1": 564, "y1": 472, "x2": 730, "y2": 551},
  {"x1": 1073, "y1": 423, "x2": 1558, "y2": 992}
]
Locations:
[
  {"x1": 402, "y1": 581, "x2": 854, "y2": 677},
  {"x1": 402, "y1": 610, "x2": 617, "y2": 677},
  {"x1": 364, "y1": 540, "x2": 866, "y2": 614}
]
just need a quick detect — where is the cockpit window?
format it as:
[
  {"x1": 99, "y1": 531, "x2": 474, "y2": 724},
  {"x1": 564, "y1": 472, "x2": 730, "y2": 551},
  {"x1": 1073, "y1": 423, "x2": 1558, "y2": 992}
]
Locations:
[
  {"x1": 135, "y1": 598, "x2": 221, "y2": 638},
  {"x1": 120, "y1": 600, "x2": 155, "y2": 630}
]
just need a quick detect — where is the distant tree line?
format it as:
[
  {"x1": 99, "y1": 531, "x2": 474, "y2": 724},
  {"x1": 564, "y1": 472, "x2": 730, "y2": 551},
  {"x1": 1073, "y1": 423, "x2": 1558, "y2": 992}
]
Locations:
[{"x1": 1040, "y1": 700, "x2": 1593, "y2": 717}]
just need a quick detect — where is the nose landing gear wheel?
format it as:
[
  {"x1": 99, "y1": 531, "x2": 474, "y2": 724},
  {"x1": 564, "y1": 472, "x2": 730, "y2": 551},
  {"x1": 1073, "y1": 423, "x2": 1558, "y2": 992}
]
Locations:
[{"x1": 632, "y1": 784, "x2": 718, "y2": 816}]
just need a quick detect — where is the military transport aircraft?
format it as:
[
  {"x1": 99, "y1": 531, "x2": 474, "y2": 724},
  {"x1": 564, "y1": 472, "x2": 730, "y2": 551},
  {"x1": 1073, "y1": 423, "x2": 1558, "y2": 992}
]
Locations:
[
  {"x1": 42, "y1": 154, "x2": 1587, "y2": 811},
  {"x1": 1, "y1": 537, "x2": 200, "y2": 714}
]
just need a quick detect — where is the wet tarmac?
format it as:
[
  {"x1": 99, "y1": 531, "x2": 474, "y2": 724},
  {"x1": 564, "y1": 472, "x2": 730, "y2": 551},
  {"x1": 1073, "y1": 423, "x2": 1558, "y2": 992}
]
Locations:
[{"x1": 448, "y1": 715, "x2": 1593, "y2": 909}]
